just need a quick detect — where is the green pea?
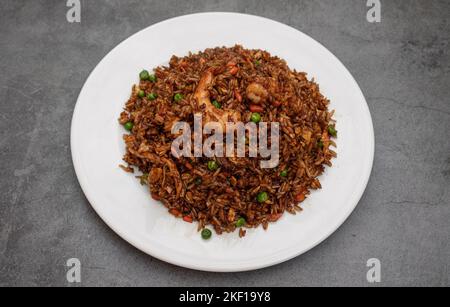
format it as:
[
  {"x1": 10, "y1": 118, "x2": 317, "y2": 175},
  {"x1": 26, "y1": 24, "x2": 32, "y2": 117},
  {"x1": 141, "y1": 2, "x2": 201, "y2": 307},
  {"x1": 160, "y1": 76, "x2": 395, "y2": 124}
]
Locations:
[
  {"x1": 250, "y1": 112, "x2": 261, "y2": 123},
  {"x1": 138, "y1": 90, "x2": 145, "y2": 98},
  {"x1": 148, "y1": 74, "x2": 157, "y2": 82},
  {"x1": 195, "y1": 177, "x2": 202, "y2": 185},
  {"x1": 254, "y1": 60, "x2": 261, "y2": 66},
  {"x1": 139, "y1": 70, "x2": 149, "y2": 81},
  {"x1": 236, "y1": 217, "x2": 246, "y2": 228},
  {"x1": 212, "y1": 100, "x2": 222, "y2": 109},
  {"x1": 174, "y1": 93, "x2": 184, "y2": 102},
  {"x1": 257, "y1": 191, "x2": 269, "y2": 203},
  {"x1": 328, "y1": 125, "x2": 337, "y2": 137},
  {"x1": 201, "y1": 228, "x2": 212, "y2": 240},
  {"x1": 207, "y1": 160, "x2": 219, "y2": 171},
  {"x1": 147, "y1": 93, "x2": 157, "y2": 100},
  {"x1": 317, "y1": 140, "x2": 324, "y2": 149},
  {"x1": 124, "y1": 122, "x2": 133, "y2": 131},
  {"x1": 280, "y1": 169, "x2": 288, "y2": 177}
]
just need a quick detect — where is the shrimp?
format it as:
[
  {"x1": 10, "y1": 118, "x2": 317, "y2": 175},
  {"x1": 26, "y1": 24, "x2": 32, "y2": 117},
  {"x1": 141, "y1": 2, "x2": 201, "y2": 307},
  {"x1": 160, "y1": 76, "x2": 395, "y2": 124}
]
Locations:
[
  {"x1": 194, "y1": 69, "x2": 241, "y2": 131},
  {"x1": 246, "y1": 82, "x2": 269, "y2": 104}
]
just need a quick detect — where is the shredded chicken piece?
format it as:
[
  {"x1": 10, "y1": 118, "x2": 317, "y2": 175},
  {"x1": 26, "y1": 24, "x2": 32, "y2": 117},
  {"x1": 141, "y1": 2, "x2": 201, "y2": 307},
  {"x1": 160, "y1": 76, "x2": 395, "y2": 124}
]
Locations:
[
  {"x1": 302, "y1": 129, "x2": 312, "y2": 144},
  {"x1": 162, "y1": 157, "x2": 182, "y2": 199},
  {"x1": 149, "y1": 167, "x2": 163, "y2": 184},
  {"x1": 194, "y1": 69, "x2": 241, "y2": 131}
]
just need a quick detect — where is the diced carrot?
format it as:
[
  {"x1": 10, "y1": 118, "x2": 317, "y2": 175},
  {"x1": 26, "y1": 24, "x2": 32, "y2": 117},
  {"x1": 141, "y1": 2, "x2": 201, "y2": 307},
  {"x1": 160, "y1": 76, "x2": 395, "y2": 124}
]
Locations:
[
  {"x1": 183, "y1": 216, "x2": 193, "y2": 223},
  {"x1": 249, "y1": 104, "x2": 264, "y2": 113},
  {"x1": 269, "y1": 213, "x2": 283, "y2": 222},
  {"x1": 229, "y1": 66, "x2": 239, "y2": 75},
  {"x1": 234, "y1": 90, "x2": 243, "y2": 103},
  {"x1": 295, "y1": 193, "x2": 306, "y2": 202},
  {"x1": 151, "y1": 193, "x2": 161, "y2": 201},
  {"x1": 272, "y1": 100, "x2": 282, "y2": 107},
  {"x1": 169, "y1": 209, "x2": 181, "y2": 217},
  {"x1": 226, "y1": 60, "x2": 236, "y2": 67}
]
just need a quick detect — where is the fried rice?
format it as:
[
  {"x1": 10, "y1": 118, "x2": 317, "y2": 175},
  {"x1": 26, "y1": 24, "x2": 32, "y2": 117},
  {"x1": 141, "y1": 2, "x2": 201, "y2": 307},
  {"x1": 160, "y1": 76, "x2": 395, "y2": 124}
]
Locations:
[{"x1": 119, "y1": 45, "x2": 337, "y2": 238}]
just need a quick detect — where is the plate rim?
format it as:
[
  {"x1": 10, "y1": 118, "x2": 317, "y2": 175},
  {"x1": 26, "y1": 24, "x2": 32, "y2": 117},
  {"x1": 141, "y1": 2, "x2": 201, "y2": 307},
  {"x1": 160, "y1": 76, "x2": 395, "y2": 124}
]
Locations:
[{"x1": 70, "y1": 12, "x2": 375, "y2": 272}]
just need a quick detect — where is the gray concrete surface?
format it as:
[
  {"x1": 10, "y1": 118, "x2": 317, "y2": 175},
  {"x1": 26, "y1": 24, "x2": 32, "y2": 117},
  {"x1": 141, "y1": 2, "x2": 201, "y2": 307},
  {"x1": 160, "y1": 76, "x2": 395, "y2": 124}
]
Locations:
[{"x1": 0, "y1": 0, "x2": 449, "y2": 287}]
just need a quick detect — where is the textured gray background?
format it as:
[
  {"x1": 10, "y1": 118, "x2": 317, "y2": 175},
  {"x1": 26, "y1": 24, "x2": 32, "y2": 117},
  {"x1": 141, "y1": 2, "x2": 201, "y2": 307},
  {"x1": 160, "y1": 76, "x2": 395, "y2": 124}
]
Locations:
[{"x1": 0, "y1": 0, "x2": 449, "y2": 287}]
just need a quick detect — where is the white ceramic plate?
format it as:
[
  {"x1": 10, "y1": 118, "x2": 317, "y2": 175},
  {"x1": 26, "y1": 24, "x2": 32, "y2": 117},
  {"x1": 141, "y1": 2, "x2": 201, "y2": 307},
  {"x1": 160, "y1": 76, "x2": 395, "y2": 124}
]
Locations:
[{"x1": 71, "y1": 13, "x2": 374, "y2": 272}]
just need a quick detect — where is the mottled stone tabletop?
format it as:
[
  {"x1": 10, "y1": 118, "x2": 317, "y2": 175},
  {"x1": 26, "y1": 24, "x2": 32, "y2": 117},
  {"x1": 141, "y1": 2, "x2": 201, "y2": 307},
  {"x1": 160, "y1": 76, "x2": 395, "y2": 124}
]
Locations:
[{"x1": 1, "y1": 0, "x2": 449, "y2": 287}]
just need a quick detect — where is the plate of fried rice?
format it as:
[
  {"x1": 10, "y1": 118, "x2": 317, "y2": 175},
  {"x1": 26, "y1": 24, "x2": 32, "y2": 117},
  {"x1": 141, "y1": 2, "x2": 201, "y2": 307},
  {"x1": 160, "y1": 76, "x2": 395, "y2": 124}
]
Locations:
[{"x1": 71, "y1": 13, "x2": 374, "y2": 272}]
